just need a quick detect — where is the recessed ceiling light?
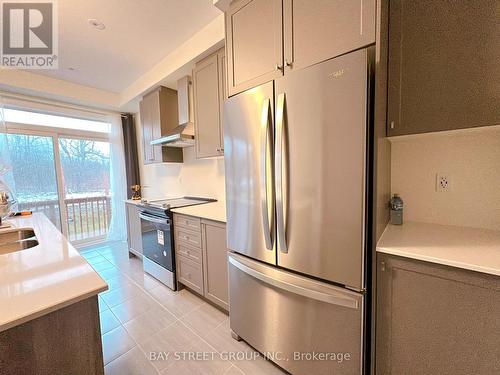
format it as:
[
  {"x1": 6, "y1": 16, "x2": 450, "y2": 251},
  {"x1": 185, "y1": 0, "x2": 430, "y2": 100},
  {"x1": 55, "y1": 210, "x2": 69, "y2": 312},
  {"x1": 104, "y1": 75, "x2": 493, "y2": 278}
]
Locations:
[{"x1": 88, "y1": 19, "x2": 106, "y2": 30}]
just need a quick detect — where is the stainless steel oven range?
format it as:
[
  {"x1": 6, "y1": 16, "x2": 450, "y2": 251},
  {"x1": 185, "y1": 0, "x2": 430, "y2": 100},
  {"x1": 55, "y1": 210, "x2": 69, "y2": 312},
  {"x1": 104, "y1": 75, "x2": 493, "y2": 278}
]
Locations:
[{"x1": 137, "y1": 197, "x2": 216, "y2": 290}]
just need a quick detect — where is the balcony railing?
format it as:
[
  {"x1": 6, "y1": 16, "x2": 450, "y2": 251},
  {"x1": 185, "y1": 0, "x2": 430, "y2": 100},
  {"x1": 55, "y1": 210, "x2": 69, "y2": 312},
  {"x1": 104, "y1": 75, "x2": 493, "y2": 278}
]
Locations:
[{"x1": 17, "y1": 195, "x2": 111, "y2": 244}]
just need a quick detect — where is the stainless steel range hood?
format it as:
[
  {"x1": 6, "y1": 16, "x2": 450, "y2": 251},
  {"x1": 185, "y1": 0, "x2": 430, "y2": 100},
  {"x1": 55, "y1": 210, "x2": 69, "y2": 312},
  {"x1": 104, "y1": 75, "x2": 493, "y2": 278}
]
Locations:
[{"x1": 150, "y1": 76, "x2": 195, "y2": 148}]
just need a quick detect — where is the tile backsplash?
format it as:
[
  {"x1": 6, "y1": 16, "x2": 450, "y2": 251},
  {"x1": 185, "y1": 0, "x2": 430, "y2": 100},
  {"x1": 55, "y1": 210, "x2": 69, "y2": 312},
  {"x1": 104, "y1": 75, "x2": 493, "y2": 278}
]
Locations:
[{"x1": 390, "y1": 126, "x2": 500, "y2": 230}]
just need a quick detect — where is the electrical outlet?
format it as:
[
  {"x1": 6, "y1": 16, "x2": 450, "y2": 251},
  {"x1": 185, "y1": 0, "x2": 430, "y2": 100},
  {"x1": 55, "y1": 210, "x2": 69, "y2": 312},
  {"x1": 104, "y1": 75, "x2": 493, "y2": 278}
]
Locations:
[{"x1": 436, "y1": 173, "x2": 451, "y2": 192}]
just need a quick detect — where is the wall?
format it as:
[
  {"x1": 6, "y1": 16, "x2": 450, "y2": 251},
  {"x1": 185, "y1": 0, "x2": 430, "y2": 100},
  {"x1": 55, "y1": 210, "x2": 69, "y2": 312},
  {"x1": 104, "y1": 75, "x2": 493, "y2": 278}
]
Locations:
[
  {"x1": 390, "y1": 126, "x2": 500, "y2": 230},
  {"x1": 135, "y1": 114, "x2": 226, "y2": 201}
]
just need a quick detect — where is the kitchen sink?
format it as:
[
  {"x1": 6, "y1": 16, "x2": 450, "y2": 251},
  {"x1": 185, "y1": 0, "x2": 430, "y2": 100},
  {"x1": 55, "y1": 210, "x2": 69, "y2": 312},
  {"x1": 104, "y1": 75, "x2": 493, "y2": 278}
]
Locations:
[
  {"x1": 0, "y1": 239, "x2": 39, "y2": 254},
  {"x1": 0, "y1": 228, "x2": 36, "y2": 246},
  {"x1": 0, "y1": 228, "x2": 38, "y2": 254}
]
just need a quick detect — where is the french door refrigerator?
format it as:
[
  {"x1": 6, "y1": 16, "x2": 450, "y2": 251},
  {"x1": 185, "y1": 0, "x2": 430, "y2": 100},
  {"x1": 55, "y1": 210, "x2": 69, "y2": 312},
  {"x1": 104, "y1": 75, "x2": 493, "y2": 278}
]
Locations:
[{"x1": 224, "y1": 47, "x2": 373, "y2": 375}]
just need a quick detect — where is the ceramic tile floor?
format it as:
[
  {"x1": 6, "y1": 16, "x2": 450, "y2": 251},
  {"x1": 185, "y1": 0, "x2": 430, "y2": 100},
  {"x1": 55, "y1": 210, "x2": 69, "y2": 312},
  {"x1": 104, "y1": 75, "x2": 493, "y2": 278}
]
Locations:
[{"x1": 80, "y1": 241, "x2": 287, "y2": 375}]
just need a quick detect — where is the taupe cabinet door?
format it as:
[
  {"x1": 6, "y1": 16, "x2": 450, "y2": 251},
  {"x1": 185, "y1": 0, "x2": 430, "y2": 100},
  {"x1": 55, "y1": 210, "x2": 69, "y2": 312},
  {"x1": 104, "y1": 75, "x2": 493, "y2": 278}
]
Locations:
[
  {"x1": 140, "y1": 87, "x2": 183, "y2": 163},
  {"x1": 126, "y1": 203, "x2": 143, "y2": 256},
  {"x1": 202, "y1": 220, "x2": 229, "y2": 310},
  {"x1": 225, "y1": 0, "x2": 375, "y2": 96},
  {"x1": 193, "y1": 49, "x2": 225, "y2": 158},
  {"x1": 226, "y1": 0, "x2": 283, "y2": 96},
  {"x1": 387, "y1": 0, "x2": 500, "y2": 136},
  {"x1": 217, "y1": 49, "x2": 227, "y2": 150},
  {"x1": 376, "y1": 254, "x2": 500, "y2": 375},
  {"x1": 285, "y1": 0, "x2": 375, "y2": 71}
]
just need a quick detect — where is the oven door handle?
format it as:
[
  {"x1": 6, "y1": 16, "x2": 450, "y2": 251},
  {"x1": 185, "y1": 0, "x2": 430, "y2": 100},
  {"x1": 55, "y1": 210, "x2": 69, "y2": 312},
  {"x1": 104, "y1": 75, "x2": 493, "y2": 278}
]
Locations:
[{"x1": 139, "y1": 212, "x2": 171, "y2": 225}]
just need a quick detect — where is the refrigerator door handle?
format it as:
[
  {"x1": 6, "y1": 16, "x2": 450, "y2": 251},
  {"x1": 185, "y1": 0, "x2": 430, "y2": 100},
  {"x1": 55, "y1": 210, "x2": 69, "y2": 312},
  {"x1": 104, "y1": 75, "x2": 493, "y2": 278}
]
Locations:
[
  {"x1": 260, "y1": 97, "x2": 274, "y2": 250},
  {"x1": 229, "y1": 255, "x2": 359, "y2": 309},
  {"x1": 275, "y1": 93, "x2": 288, "y2": 253}
]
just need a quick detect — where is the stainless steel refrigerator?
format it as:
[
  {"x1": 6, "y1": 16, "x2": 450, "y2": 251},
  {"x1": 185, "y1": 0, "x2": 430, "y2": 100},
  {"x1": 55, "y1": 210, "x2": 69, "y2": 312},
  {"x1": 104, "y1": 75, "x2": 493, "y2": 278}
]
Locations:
[{"x1": 224, "y1": 47, "x2": 373, "y2": 375}]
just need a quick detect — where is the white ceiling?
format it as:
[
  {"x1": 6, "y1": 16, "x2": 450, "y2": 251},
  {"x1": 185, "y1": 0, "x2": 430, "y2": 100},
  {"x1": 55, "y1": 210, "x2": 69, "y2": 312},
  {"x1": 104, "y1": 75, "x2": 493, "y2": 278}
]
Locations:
[{"x1": 36, "y1": 0, "x2": 221, "y2": 93}]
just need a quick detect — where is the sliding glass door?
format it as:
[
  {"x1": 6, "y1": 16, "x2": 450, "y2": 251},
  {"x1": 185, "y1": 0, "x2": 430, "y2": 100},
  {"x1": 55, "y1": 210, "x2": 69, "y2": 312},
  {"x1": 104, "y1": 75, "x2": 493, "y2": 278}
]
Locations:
[
  {"x1": 58, "y1": 137, "x2": 111, "y2": 242},
  {"x1": 5, "y1": 133, "x2": 62, "y2": 229},
  {"x1": 5, "y1": 124, "x2": 111, "y2": 245}
]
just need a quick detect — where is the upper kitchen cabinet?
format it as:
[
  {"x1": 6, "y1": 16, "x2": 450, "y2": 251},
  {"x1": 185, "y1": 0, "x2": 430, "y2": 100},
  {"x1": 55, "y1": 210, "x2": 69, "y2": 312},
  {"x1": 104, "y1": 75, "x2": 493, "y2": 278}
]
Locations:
[
  {"x1": 387, "y1": 0, "x2": 500, "y2": 136},
  {"x1": 225, "y1": 0, "x2": 375, "y2": 96},
  {"x1": 284, "y1": 0, "x2": 375, "y2": 72},
  {"x1": 193, "y1": 48, "x2": 226, "y2": 158},
  {"x1": 140, "y1": 86, "x2": 183, "y2": 164},
  {"x1": 226, "y1": 0, "x2": 283, "y2": 96}
]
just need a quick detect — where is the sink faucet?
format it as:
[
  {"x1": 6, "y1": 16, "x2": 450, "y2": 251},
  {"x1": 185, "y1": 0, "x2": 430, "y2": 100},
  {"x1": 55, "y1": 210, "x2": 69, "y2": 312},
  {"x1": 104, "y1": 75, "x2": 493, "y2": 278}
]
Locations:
[{"x1": 0, "y1": 192, "x2": 12, "y2": 227}]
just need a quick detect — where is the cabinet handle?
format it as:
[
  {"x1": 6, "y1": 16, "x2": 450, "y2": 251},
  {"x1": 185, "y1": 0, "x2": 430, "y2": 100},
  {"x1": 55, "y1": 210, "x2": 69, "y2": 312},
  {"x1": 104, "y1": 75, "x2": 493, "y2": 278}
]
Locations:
[
  {"x1": 390, "y1": 121, "x2": 395, "y2": 129},
  {"x1": 284, "y1": 60, "x2": 292, "y2": 68},
  {"x1": 275, "y1": 64, "x2": 283, "y2": 72},
  {"x1": 381, "y1": 261, "x2": 386, "y2": 272}
]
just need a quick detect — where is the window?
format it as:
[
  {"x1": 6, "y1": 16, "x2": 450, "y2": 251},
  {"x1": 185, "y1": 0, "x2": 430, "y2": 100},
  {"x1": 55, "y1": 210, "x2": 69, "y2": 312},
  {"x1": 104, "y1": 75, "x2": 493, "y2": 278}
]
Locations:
[
  {"x1": 59, "y1": 138, "x2": 111, "y2": 241},
  {"x1": 3, "y1": 108, "x2": 110, "y2": 133}
]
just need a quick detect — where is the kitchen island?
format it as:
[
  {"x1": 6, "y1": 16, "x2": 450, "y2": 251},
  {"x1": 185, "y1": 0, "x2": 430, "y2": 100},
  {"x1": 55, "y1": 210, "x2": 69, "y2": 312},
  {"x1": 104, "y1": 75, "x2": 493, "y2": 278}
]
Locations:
[{"x1": 0, "y1": 213, "x2": 108, "y2": 375}]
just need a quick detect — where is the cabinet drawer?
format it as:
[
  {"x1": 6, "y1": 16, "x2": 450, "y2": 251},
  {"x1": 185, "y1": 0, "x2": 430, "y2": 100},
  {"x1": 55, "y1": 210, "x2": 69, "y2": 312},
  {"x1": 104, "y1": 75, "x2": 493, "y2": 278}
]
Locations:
[
  {"x1": 176, "y1": 228, "x2": 202, "y2": 249},
  {"x1": 174, "y1": 214, "x2": 201, "y2": 232},
  {"x1": 177, "y1": 255, "x2": 204, "y2": 295},
  {"x1": 176, "y1": 243, "x2": 202, "y2": 264}
]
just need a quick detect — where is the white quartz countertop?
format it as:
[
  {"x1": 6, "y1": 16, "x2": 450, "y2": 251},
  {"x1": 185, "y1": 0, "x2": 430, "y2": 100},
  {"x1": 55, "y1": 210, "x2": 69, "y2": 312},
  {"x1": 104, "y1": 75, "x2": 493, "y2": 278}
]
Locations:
[
  {"x1": 125, "y1": 199, "x2": 141, "y2": 205},
  {"x1": 0, "y1": 213, "x2": 108, "y2": 332},
  {"x1": 377, "y1": 221, "x2": 500, "y2": 277},
  {"x1": 171, "y1": 201, "x2": 227, "y2": 223}
]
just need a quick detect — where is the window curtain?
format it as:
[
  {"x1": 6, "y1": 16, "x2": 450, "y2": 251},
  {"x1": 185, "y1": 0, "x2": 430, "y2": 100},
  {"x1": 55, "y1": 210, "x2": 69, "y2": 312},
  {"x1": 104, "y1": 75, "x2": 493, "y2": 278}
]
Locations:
[
  {"x1": 0, "y1": 98, "x2": 17, "y2": 218},
  {"x1": 121, "y1": 114, "x2": 140, "y2": 198},
  {"x1": 107, "y1": 114, "x2": 127, "y2": 242},
  {"x1": 0, "y1": 99, "x2": 9, "y2": 175}
]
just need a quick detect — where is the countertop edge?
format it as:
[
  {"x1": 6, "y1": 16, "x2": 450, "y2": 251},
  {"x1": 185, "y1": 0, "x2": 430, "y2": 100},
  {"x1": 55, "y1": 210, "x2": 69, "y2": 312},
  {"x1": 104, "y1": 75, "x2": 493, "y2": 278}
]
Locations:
[
  {"x1": 170, "y1": 203, "x2": 227, "y2": 223},
  {"x1": 0, "y1": 284, "x2": 108, "y2": 332},
  {"x1": 376, "y1": 246, "x2": 500, "y2": 277},
  {"x1": 376, "y1": 222, "x2": 500, "y2": 277},
  {"x1": 171, "y1": 210, "x2": 226, "y2": 223}
]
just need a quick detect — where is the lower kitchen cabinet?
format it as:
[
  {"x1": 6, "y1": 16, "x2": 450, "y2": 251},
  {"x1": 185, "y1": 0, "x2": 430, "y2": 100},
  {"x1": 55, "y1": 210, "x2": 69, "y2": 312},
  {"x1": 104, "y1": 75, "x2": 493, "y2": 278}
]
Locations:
[
  {"x1": 202, "y1": 220, "x2": 229, "y2": 310},
  {"x1": 376, "y1": 253, "x2": 500, "y2": 375},
  {"x1": 177, "y1": 255, "x2": 204, "y2": 295},
  {"x1": 125, "y1": 202, "x2": 143, "y2": 257},
  {"x1": 174, "y1": 213, "x2": 228, "y2": 311}
]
